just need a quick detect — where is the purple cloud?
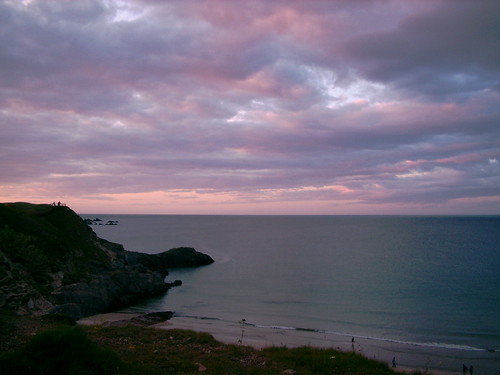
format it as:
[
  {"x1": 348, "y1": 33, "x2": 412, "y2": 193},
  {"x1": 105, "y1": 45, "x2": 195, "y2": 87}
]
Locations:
[{"x1": 0, "y1": 0, "x2": 498, "y2": 214}]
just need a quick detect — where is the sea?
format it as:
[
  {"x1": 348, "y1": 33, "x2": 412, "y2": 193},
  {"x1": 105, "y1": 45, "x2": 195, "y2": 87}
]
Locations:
[{"x1": 81, "y1": 215, "x2": 500, "y2": 373}]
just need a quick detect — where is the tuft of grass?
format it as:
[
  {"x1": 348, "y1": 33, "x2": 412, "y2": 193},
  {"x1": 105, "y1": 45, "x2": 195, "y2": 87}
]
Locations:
[{"x1": 263, "y1": 346, "x2": 394, "y2": 374}]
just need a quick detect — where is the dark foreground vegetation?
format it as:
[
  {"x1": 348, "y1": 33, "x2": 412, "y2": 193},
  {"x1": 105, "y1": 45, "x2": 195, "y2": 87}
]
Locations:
[{"x1": 0, "y1": 313, "x2": 424, "y2": 375}]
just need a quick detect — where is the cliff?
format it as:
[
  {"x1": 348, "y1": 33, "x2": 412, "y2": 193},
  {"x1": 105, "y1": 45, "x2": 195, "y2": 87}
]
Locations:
[{"x1": 0, "y1": 202, "x2": 214, "y2": 319}]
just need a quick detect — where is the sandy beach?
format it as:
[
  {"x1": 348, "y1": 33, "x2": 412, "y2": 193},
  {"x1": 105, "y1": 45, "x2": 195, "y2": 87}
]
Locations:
[
  {"x1": 156, "y1": 317, "x2": 458, "y2": 374},
  {"x1": 79, "y1": 313, "x2": 499, "y2": 374}
]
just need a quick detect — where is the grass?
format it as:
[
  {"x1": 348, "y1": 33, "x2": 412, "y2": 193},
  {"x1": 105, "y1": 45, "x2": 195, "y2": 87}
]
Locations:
[{"x1": 0, "y1": 316, "x2": 427, "y2": 375}]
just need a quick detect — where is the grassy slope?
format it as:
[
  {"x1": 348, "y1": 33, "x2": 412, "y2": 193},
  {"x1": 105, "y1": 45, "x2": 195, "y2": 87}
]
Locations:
[
  {"x1": 0, "y1": 203, "x2": 105, "y2": 313},
  {"x1": 0, "y1": 203, "x2": 108, "y2": 276},
  {"x1": 0, "y1": 315, "x2": 423, "y2": 375},
  {"x1": 85, "y1": 325, "x2": 403, "y2": 375}
]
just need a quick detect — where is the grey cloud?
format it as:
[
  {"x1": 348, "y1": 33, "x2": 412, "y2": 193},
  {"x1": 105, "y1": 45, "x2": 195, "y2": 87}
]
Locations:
[{"x1": 343, "y1": 0, "x2": 500, "y2": 99}]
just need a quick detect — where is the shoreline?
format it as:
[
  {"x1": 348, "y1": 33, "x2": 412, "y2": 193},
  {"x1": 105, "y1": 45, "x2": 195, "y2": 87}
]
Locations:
[{"x1": 78, "y1": 313, "x2": 499, "y2": 374}]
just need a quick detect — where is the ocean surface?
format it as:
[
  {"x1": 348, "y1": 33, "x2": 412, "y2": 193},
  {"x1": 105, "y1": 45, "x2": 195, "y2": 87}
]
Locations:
[{"x1": 82, "y1": 215, "x2": 499, "y2": 369}]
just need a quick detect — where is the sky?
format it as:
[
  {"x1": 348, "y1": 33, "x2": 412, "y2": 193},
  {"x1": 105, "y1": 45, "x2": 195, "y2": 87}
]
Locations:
[{"x1": 1, "y1": 0, "x2": 499, "y2": 215}]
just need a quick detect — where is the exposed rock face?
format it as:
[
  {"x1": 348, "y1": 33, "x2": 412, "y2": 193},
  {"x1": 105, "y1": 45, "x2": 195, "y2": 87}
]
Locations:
[
  {"x1": 50, "y1": 271, "x2": 169, "y2": 319},
  {"x1": 0, "y1": 251, "x2": 53, "y2": 315},
  {"x1": 0, "y1": 202, "x2": 214, "y2": 318}
]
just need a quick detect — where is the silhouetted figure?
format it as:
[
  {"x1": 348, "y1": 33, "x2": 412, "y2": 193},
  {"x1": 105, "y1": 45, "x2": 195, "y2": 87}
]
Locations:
[
  {"x1": 392, "y1": 357, "x2": 396, "y2": 368},
  {"x1": 463, "y1": 364, "x2": 468, "y2": 374},
  {"x1": 469, "y1": 365, "x2": 473, "y2": 374},
  {"x1": 57, "y1": 201, "x2": 61, "y2": 206}
]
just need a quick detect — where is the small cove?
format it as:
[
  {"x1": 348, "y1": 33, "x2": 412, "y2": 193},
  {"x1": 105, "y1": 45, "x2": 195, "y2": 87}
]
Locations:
[{"x1": 83, "y1": 214, "x2": 500, "y2": 373}]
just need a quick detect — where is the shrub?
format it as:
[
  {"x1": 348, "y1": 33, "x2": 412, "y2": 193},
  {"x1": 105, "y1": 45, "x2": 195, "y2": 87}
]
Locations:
[{"x1": 0, "y1": 326, "x2": 133, "y2": 375}]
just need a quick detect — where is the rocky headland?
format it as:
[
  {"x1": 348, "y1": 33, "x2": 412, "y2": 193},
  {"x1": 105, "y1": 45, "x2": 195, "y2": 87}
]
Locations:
[{"x1": 0, "y1": 202, "x2": 214, "y2": 320}]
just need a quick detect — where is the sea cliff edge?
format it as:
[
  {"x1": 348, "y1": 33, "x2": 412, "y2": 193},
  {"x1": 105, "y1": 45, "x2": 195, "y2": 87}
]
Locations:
[{"x1": 0, "y1": 202, "x2": 214, "y2": 320}]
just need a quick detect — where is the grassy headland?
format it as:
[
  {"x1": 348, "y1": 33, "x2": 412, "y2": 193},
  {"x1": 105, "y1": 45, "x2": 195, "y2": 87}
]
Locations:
[{"x1": 0, "y1": 202, "x2": 212, "y2": 318}]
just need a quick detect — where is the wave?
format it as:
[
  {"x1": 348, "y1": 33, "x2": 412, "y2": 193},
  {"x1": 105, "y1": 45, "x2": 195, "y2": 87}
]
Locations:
[
  {"x1": 174, "y1": 313, "x2": 496, "y2": 353},
  {"x1": 245, "y1": 323, "x2": 492, "y2": 353}
]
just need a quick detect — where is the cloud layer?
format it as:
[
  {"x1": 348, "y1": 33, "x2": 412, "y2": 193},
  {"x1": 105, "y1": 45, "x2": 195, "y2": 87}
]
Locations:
[{"x1": 1, "y1": 0, "x2": 499, "y2": 214}]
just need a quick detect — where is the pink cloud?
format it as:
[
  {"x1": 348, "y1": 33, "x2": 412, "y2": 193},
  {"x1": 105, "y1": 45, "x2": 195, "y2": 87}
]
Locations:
[{"x1": 0, "y1": 0, "x2": 499, "y2": 214}]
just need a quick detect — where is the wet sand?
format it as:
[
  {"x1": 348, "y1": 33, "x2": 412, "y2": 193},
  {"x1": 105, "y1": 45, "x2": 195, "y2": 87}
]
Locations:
[{"x1": 79, "y1": 313, "x2": 499, "y2": 374}]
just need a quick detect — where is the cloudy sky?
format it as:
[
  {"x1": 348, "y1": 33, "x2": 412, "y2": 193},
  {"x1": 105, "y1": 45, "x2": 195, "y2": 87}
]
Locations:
[{"x1": 1, "y1": 0, "x2": 499, "y2": 214}]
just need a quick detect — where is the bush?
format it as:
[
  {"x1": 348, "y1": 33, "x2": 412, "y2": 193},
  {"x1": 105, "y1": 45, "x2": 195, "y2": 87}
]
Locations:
[{"x1": 0, "y1": 326, "x2": 133, "y2": 375}]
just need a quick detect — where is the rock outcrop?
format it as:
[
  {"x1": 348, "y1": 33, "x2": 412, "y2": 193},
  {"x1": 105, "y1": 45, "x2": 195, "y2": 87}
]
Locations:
[
  {"x1": 122, "y1": 247, "x2": 216, "y2": 274},
  {"x1": 0, "y1": 202, "x2": 214, "y2": 319}
]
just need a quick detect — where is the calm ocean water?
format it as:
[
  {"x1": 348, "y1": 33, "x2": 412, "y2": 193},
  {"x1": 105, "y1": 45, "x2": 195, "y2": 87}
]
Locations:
[{"x1": 83, "y1": 215, "x2": 499, "y2": 355}]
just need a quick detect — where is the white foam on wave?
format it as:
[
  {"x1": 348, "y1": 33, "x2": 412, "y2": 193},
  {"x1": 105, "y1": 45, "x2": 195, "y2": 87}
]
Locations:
[
  {"x1": 200, "y1": 246, "x2": 231, "y2": 264},
  {"x1": 250, "y1": 322, "x2": 488, "y2": 352},
  {"x1": 255, "y1": 324, "x2": 297, "y2": 331},
  {"x1": 343, "y1": 334, "x2": 487, "y2": 352}
]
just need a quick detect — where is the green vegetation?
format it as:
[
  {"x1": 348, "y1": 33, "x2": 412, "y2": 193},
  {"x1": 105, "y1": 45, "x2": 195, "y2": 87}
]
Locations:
[
  {"x1": 0, "y1": 317, "x2": 425, "y2": 375},
  {"x1": 0, "y1": 326, "x2": 137, "y2": 375},
  {"x1": 0, "y1": 202, "x2": 111, "y2": 311},
  {"x1": 0, "y1": 202, "x2": 105, "y2": 285},
  {"x1": 0, "y1": 202, "x2": 108, "y2": 269},
  {"x1": 264, "y1": 346, "x2": 394, "y2": 375},
  {"x1": 0, "y1": 226, "x2": 52, "y2": 287}
]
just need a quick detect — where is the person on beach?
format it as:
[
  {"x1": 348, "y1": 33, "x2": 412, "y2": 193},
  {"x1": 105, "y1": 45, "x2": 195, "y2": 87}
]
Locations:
[
  {"x1": 463, "y1": 364, "x2": 468, "y2": 374},
  {"x1": 392, "y1": 357, "x2": 396, "y2": 368}
]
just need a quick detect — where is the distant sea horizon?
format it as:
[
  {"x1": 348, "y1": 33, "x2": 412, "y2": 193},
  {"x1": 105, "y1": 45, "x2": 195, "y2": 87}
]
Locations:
[
  {"x1": 82, "y1": 214, "x2": 500, "y2": 373},
  {"x1": 80, "y1": 212, "x2": 499, "y2": 216}
]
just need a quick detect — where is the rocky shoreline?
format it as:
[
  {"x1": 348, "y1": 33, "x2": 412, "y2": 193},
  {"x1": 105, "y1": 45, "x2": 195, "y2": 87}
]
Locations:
[{"x1": 0, "y1": 202, "x2": 214, "y2": 320}]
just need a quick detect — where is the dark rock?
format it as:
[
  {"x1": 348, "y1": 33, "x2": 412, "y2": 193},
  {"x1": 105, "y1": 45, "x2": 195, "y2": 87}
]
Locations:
[
  {"x1": 171, "y1": 280, "x2": 182, "y2": 287},
  {"x1": 83, "y1": 217, "x2": 103, "y2": 225},
  {"x1": 107, "y1": 311, "x2": 174, "y2": 327},
  {"x1": 51, "y1": 270, "x2": 168, "y2": 317},
  {"x1": 165, "y1": 279, "x2": 182, "y2": 288},
  {"x1": 123, "y1": 247, "x2": 215, "y2": 276},
  {"x1": 47, "y1": 303, "x2": 82, "y2": 321}
]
